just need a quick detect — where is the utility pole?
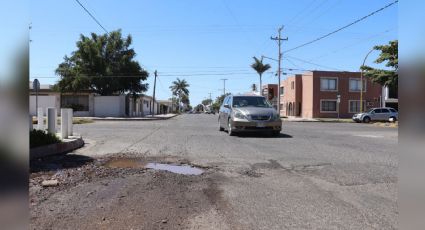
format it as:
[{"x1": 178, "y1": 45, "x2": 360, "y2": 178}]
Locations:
[
  {"x1": 220, "y1": 79, "x2": 228, "y2": 95},
  {"x1": 360, "y1": 49, "x2": 374, "y2": 113},
  {"x1": 271, "y1": 26, "x2": 288, "y2": 114},
  {"x1": 152, "y1": 70, "x2": 157, "y2": 117},
  {"x1": 208, "y1": 92, "x2": 212, "y2": 105}
]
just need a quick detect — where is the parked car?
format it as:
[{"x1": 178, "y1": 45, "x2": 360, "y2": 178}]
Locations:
[
  {"x1": 352, "y1": 107, "x2": 398, "y2": 123},
  {"x1": 218, "y1": 94, "x2": 282, "y2": 136}
]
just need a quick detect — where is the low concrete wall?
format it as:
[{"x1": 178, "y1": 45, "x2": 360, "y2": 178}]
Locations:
[
  {"x1": 30, "y1": 95, "x2": 59, "y2": 116},
  {"x1": 93, "y1": 95, "x2": 126, "y2": 117},
  {"x1": 30, "y1": 137, "x2": 84, "y2": 160}
]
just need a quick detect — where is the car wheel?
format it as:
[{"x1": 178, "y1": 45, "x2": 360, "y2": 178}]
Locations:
[
  {"x1": 363, "y1": 116, "x2": 371, "y2": 123},
  {"x1": 227, "y1": 119, "x2": 235, "y2": 136}
]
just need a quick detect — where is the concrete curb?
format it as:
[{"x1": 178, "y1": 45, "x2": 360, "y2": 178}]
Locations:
[
  {"x1": 91, "y1": 114, "x2": 178, "y2": 121},
  {"x1": 30, "y1": 137, "x2": 85, "y2": 160}
]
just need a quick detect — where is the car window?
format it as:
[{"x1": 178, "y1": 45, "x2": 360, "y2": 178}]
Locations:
[
  {"x1": 389, "y1": 108, "x2": 397, "y2": 113},
  {"x1": 381, "y1": 108, "x2": 390, "y2": 113},
  {"x1": 223, "y1": 96, "x2": 229, "y2": 105},
  {"x1": 373, "y1": 109, "x2": 382, "y2": 113},
  {"x1": 232, "y1": 96, "x2": 271, "y2": 108}
]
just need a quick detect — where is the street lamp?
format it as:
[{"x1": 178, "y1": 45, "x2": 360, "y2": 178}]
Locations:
[{"x1": 360, "y1": 49, "x2": 374, "y2": 113}]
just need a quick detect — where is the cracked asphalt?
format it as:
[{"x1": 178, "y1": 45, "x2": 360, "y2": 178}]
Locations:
[{"x1": 30, "y1": 114, "x2": 398, "y2": 229}]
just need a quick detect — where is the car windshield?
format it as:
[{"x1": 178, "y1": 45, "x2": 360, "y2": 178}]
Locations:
[
  {"x1": 365, "y1": 109, "x2": 374, "y2": 113},
  {"x1": 232, "y1": 96, "x2": 271, "y2": 108}
]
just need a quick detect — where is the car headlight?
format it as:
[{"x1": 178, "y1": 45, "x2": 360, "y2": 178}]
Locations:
[
  {"x1": 233, "y1": 111, "x2": 247, "y2": 119},
  {"x1": 272, "y1": 113, "x2": 280, "y2": 120}
]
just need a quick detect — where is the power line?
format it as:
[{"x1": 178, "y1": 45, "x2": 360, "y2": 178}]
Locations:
[
  {"x1": 285, "y1": 0, "x2": 398, "y2": 53},
  {"x1": 285, "y1": 55, "x2": 342, "y2": 71},
  {"x1": 74, "y1": 0, "x2": 108, "y2": 33}
]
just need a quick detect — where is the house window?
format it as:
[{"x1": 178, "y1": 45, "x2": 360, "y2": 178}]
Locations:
[
  {"x1": 349, "y1": 100, "x2": 365, "y2": 113},
  {"x1": 320, "y1": 100, "x2": 337, "y2": 112},
  {"x1": 320, "y1": 78, "x2": 337, "y2": 91},
  {"x1": 349, "y1": 79, "x2": 366, "y2": 92},
  {"x1": 280, "y1": 86, "x2": 284, "y2": 95},
  {"x1": 291, "y1": 81, "x2": 294, "y2": 89}
]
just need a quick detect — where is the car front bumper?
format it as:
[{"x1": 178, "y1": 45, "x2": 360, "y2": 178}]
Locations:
[{"x1": 231, "y1": 119, "x2": 282, "y2": 132}]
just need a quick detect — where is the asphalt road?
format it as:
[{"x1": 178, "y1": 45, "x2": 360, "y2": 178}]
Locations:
[{"x1": 31, "y1": 114, "x2": 398, "y2": 229}]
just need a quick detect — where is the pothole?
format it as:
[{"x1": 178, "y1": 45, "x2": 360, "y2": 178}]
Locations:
[
  {"x1": 145, "y1": 163, "x2": 204, "y2": 175},
  {"x1": 104, "y1": 158, "x2": 205, "y2": 175}
]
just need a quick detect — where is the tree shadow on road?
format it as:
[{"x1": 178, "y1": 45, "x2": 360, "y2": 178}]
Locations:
[
  {"x1": 30, "y1": 154, "x2": 94, "y2": 173},
  {"x1": 236, "y1": 133, "x2": 293, "y2": 139}
]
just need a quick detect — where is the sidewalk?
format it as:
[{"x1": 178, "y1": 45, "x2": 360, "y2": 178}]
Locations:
[
  {"x1": 282, "y1": 116, "x2": 319, "y2": 122},
  {"x1": 89, "y1": 113, "x2": 178, "y2": 121}
]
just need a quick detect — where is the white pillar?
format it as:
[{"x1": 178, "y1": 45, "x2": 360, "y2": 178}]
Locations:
[
  {"x1": 129, "y1": 99, "x2": 133, "y2": 117},
  {"x1": 61, "y1": 108, "x2": 68, "y2": 139},
  {"x1": 67, "y1": 108, "x2": 73, "y2": 136},
  {"x1": 37, "y1": 107, "x2": 44, "y2": 130},
  {"x1": 136, "y1": 99, "x2": 140, "y2": 117},
  {"x1": 46, "y1": 107, "x2": 56, "y2": 134}
]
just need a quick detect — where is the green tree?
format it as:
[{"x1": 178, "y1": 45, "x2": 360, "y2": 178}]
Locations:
[
  {"x1": 181, "y1": 93, "x2": 190, "y2": 110},
  {"x1": 169, "y1": 78, "x2": 190, "y2": 111},
  {"x1": 211, "y1": 93, "x2": 231, "y2": 112},
  {"x1": 202, "y1": 98, "x2": 213, "y2": 106},
  {"x1": 250, "y1": 56, "x2": 271, "y2": 95},
  {"x1": 361, "y1": 40, "x2": 398, "y2": 89},
  {"x1": 55, "y1": 30, "x2": 149, "y2": 96}
]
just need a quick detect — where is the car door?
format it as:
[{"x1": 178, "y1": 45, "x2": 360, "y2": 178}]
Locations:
[
  {"x1": 224, "y1": 96, "x2": 232, "y2": 126},
  {"x1": 219, "y1": 96, "x2": 229, "y2": 127},
  {"x1": 380, "y1": 108, "x2": 391, "y2": 121},
  {"x1": 370, "y1": 109, "x2": 380, "y2": 121}
]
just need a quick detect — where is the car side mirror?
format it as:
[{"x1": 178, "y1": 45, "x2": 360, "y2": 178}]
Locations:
[{"x1": 224, "y1": 104, "x2": 230, "y2": 108}]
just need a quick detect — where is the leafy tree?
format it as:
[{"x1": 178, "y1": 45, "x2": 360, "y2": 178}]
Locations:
[
  {"x1": 361, "y1": 40, "x2": 398, "y2": 89},
  {"x1": 181, "y1": 93, "x2": 190, "y2": 106},
  {"x1": 202, "y1": 98, "x2": 213, "y2": 106},
  {"x1": 169, "y1": 78, "x2": 190, "y2": 111},
  {"x1": 211, "y1": 93, "x2": 231, "y2": 112},
  {"x1": 55, "y1": 30, "x2": 149, "y2": 96},
  {"x1": 250, "y1": 56, "x2": 271, "y2": 95}
]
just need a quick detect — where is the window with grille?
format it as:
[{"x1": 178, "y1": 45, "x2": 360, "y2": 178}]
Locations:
[{"x1": 321, "y1": 100, "x2": 337, "y2": 112}]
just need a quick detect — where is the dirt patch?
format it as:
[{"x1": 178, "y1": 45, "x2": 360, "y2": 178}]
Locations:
[{"x1": 30, "y1": 155, "x2": 228, "y2": 229}]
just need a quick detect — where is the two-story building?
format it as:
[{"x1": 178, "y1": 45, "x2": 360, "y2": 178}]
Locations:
[{"x1": 280, "y1": 71, "x2": 383, "y2": 118}]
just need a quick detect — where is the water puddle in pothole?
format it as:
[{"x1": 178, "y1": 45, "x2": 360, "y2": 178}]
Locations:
[
  {"x1": 104, "y1": 158, "x2": 204, "y2": 175},
  {"x1": 145, "y1": 163, "x2": 204, "y2": 175}
]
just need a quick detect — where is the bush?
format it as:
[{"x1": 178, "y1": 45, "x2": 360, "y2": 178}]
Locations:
[{"x1": 30, "y1": 130, "x2": 61, "y2": 148}]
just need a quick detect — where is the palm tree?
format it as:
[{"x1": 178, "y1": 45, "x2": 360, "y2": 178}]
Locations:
[
  {"x1": 250, "y1": 56, "x2": 271, "y2": 96},
  {"x1": 169, "y1": 78, "x2": 190, "y2": 112}
]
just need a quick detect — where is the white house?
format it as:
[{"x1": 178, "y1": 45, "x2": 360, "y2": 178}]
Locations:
[{"x1": 30, "y1": 82, "x2": 171, "y2": 117}]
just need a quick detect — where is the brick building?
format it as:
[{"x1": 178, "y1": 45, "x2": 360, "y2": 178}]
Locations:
[{"x1": 280, "y1": 71, "x2": 382, "y2": 118}]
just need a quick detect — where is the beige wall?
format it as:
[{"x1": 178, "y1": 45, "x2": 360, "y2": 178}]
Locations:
[{"x1": 301, "y1": 74, "x2": 314, "y2": 118}]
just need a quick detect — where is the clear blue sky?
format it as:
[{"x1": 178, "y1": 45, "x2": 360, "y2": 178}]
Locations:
[{"x1": 28, "y1": 0, "x2": 397, "y2": 105}]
